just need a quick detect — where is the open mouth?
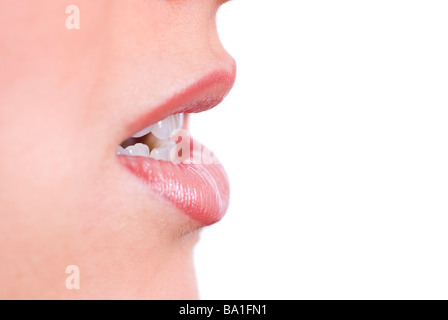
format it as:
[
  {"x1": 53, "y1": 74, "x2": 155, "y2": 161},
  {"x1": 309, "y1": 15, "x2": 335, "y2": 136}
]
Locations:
[
  {"x1": 117, "y1": 113, "x2": 185, "y2": 161},
  {"x1": 116, "y1": 69, "x2": 236, "y2": 226}
]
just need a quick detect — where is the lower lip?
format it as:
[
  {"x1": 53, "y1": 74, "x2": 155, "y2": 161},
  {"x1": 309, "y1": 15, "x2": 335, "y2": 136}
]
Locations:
[{"x1": 118, "y1": 142, "x2": 229, "y2": 226}]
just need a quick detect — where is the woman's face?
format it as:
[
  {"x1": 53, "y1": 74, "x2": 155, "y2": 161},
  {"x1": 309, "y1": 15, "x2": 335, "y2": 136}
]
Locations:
[{"x1": 0, "y1": 0, "x2": 235, "y2": 299}]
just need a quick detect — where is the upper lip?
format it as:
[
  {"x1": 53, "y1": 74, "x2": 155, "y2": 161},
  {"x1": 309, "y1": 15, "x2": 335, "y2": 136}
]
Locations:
[{"x1": 119, "y1": 64, "x2": 236, "y2": 143}]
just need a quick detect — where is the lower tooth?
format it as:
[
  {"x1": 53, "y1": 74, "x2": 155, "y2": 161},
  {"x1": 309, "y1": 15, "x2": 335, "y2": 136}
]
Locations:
[
  {"x1": 150, "y1": 143, "x2": 175, "y2": 162},
  {"x1": 125, "y1": 143, "x2": 150, "y2": 157},
  {"x1": 117, "y1": 146, "x2": 130, "y2": 155}
]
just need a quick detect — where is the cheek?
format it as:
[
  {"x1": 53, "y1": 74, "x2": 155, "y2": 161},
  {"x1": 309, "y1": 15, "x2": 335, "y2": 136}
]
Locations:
[
  {"x1": 0, "y1": 0, "x2": 205, "y2": 298},
  {"x1": 0, "y1": 0, "x2": 110, "y2": 220},
  {"x1": 0, "y1": 2, "x2": 111, "y2": 286}
]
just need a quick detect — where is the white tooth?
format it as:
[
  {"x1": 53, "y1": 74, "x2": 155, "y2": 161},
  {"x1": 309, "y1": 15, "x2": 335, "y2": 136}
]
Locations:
[
  {"x1": 150, "y1": 143, "x2": 175, "y2": 162},
  {"x1": 159, "y1": 140, "x2": 176, "y2": 148},
  {"x1": 117, "y1": 146, "x2": 130, "y2": 155},
  {"x1": 151, "y1": 114, "x2": 184, "y2": 140},
  {"x1": 125, "y1": 143, "x2": 150, "y2": 157},
  {"x1": 132, "y1": 125, "x2": 153, "y2": 138},
  {"x1": 177, "y1": 113, "x2": 184, "y2": 129}
]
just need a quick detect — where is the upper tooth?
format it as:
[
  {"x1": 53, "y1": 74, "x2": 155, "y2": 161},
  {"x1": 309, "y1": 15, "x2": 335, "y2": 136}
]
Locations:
[
  {"x1": 151, "y1": 114, "x2": 184, "y2": 140},
  {"x1": 176, "y1": 113, "x2": 184, "y2": 128},
  {"x1": 132, "y1": 125, "x2": 153, "y2": 138},
  {"x1": 125, "y1": 143, "x2": 150, "y2": 157}
]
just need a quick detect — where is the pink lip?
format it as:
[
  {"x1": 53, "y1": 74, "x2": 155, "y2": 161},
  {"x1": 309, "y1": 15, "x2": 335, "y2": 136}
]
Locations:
[
  {"x1": 122, "y1": 69, "x2": 236, "y2": 140},
  {"x1": 118, "y1": 68, "x2": 236, "y2": 226}
]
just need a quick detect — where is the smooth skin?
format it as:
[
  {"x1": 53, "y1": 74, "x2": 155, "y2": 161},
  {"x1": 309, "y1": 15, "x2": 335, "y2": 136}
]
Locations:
[{"x1": 0, "y1": 0, "x2": 234, "y2": 299}]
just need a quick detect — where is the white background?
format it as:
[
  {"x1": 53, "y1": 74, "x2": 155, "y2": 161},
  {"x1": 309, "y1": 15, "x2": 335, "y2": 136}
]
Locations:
[{"x1": 192, "y1": 0, "x2": 448, "y2": 299}]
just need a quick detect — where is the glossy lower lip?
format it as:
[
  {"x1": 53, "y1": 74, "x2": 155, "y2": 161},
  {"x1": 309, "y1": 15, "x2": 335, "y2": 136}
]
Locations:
[
  {"x1": 118, "y1": 69, "x2": 235, "y2": 225},
  {"x1": 119, "y1": 143, "x2": 230, "y2": 226}
]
